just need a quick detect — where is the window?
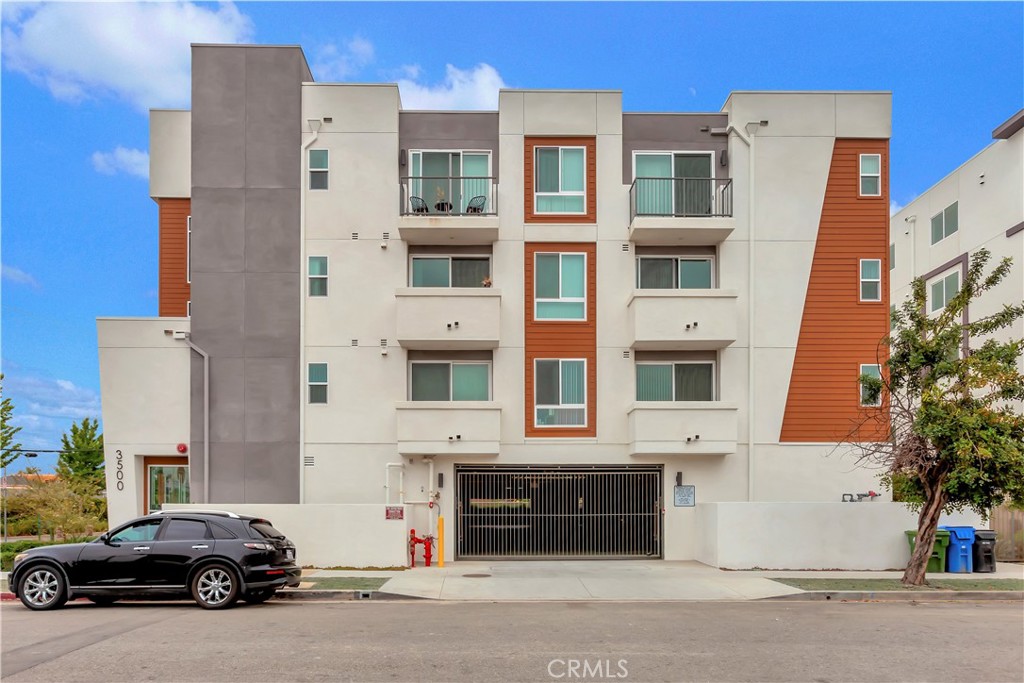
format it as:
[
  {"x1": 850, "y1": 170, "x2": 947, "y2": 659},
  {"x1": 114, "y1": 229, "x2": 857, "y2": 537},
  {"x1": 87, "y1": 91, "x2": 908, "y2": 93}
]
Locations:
[
  {"x1": 535, "y1": 252, "x2": 585, "y2": 320},
  {"x1": 535, "y1": 359, "x2": 586, "y2": 427},
  {"x1": 860, "y1": 259, "x2": 881, "y2": 301},
  {"x1": 209, "y1": 523, "x2": 236, "y2": 540},
  {"x1": 309, "y1": 149, "x2": 328, "y2": 190},
  {"x1": 637, "y1": 257, "x2": 713, "y2": 289},
  {"x1": 162, "y1": 519, "x2": 208, "y2": 541},
  {"x1": 308, "y1": 256, "x2": 328, "y2": 296},
  {"x1": 148, "y1": 465, "x2": 189, "y2": 513},
  {"x1": 411, "y1": 256, "x2": 490, "y2": 288},
  {"x1": 636, "y1": 362, "x2": 715, "y2": 401},
  {"x1": 889, "y1": 243, "x2": 895, "y2": 271},
  {"x1": 860, "y1": 364, "x2": 882, "y2": 406},
  {"x1": 535, "y1": 146, "x2": 585, "y2": 213},
  {"x1": 930, "y1": 202, "x2": 959, "y2": 244},
  {"x1": 187, "y1": 216, "x2": 192, "y2": 283},
  {"x1": 409, "y1": 150, "x2": 491, "y2": 214},
  {"x1": 929, "y1": 270, "x2": 960, "y2": 313},
  {"x1": 110, "y1": 519, "x2": 162, "y2": 543},
  {"x1": 410, "y1": 362, "x2": 490, "y2": 401},
  {"x1": 308, "y1": 363, "x2": 328, "y2": 404},
  {"x1": 859, "y1": 154, "x2": 881, "y2": 196},
  {"x1": 634, "y1": 152, "x2": 715, "y2": 216}
]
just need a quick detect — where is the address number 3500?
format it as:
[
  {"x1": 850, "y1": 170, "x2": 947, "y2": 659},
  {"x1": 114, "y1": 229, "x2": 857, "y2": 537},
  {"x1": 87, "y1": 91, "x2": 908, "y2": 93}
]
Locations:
[{"x1": 115, "y1": 449, "x2": 124, "y2": 491}]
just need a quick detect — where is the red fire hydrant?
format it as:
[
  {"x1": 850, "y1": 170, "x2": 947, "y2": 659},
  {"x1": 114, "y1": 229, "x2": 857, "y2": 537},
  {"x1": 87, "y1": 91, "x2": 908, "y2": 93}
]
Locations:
[{"x1": 409, "y1": 529, "x2": 434, "y2": 567}]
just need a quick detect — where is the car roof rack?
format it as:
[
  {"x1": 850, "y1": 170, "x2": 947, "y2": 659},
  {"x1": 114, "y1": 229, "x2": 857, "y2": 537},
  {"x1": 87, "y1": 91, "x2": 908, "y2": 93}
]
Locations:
[{"x1": 152, "y1": 509, "x2": 241, "y2": 519}]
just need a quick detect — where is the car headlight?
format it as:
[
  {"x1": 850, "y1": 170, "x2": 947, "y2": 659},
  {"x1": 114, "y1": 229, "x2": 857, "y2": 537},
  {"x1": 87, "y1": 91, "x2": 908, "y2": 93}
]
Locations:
[{"x1": 13, "y1": 553, "x2": 29, "y2": 565}]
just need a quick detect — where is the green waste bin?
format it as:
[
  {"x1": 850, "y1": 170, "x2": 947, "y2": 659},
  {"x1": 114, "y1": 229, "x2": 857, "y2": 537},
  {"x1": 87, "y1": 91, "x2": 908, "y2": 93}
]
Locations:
[{"x1": 905, "y1": 529, "x2": 951, "y2": 573}]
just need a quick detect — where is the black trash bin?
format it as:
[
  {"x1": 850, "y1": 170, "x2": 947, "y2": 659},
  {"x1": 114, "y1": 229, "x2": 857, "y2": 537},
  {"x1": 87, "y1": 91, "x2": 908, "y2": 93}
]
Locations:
[{"x1": 973, "y1": 530, "x2": 997, "y2": 573}]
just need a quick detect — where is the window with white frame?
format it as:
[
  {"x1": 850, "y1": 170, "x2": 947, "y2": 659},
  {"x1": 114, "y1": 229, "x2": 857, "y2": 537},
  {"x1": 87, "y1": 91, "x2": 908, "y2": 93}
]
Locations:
[
  {"x1": 408, "y1": 150, "x2": 491, "y2": 214},
  {"x1": 633, "y1": 151, "x2": 715, "y2": 216},
  {"x1": 308, "y1": 256, "x2": 328, "y2": 296},
  {"x1": 929, "y1": 270, "x2": 960, "y2": 313},
  {"x1": 309, "y1": 149, "x2": 328, "y2": 190},
  {"x1": 535, "y1": 252, "x2": 586, "y2": 320},
  {"x1": 308, "y1": 363, "x2": 328, "y2": 404},
  {"x1": 535, "y1": 358, "x2": 586, "y2": 427},
  {"x1": 636, "y1": 256, "x2": 714, "y2": 289},
  {"x1": 860, "y1": 259, "x2": 881, "y2": 301},
  {"x1": 859, "y1": 154, "x2": 881, "y2": 196},
  {"x1": 636, "y1": 362, "x2": 715, "y2": 401},
  {"x1": 411, "y1": 256, "x2": 490, "y2": 288},
  {"x1": 860, "y1": 364, "x2": 882, "y2": 407},
  {"x1": 535, "y1": 146, "x2": 585, "y2": 213},
  {"x1": 410, "y1": 362, "x2": 490, "y2": 401},
  {"x1": 187, "y1": 216, "x2": 192, "y2": 283},
  {"x1": 930, "y1": 202, "x2": 959, "y2": 244}
]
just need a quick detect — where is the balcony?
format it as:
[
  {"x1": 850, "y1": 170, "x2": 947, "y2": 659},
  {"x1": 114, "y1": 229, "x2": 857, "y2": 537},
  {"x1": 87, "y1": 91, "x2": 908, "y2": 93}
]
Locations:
[
  {"x1": 628, "y1": 401, "x2": 738, "y2": 456},
  {"x1": 628, "y1": 177, "x2": 735, "y2": 245},
  {"x1": 399, "y1": 176, "x2": 499, "y2": 245},
  {"x1": 396, "y1": 402, "x2": 501, "y2": 456},
  {"x1": 395, "y1": 288, "x2": 501, "y2": 350},
  {"x1": 628, "y1": 289, "x2": 738, "y2": 350}
]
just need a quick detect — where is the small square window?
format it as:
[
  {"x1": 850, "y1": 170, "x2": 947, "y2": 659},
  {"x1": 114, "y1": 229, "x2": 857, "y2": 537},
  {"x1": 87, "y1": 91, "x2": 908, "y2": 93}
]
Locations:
[
  {"x1": 535, "y1": 146, "x2": 586, "y2": 214},
  {"x1": 309, "y1": 149, "x2": 329, "y2": 190},
  {"x1": 535, "y1": 252, "x2": 586, "y2": 320},
  {"x1": 308, "y1": 363, "x2": 328, "y2": 404},
  {"x1": 534, "y1": 358, "x2": 586, "y2": 427},
  {"x1": 308, "y1": 256, "x2": 328, "y2": 296},
  {"x1": 929, "y1": 270, "x2": 960, "y2": 313},
  {"x1": 930, "y1": 202, "x2": 959, "y2": 244},
  {"x1": 859, "y1": 154, "x2": 881, "y2": 197},
  {"x1": 860, "y1": 364, "x2": 882, "y2": 406},
  {"x1": 860, "y1": 259, "x2": 881, "y2": 302}
]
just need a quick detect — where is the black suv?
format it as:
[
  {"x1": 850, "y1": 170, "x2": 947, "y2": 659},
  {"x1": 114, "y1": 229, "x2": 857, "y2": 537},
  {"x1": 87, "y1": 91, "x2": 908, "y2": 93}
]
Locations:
[{"x1": 10, "y1": 510, "x2": 301, "y2": 610}]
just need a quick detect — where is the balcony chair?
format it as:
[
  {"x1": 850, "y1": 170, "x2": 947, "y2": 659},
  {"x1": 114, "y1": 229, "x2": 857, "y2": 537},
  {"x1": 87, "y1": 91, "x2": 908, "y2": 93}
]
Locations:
[
  {"x1": 410, "y1": 196, "x2": 430, "y2": 214},
  {"x1": 465, "y1": 195, "x2": 487, "y2": 214}
]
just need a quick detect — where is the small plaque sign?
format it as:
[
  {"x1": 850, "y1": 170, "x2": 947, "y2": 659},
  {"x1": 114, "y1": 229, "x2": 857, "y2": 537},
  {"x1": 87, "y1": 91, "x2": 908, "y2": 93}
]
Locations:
[
  {"x1": 673, "y1": 485, "x2": 696, "y2": 507},
  {"x1": 385, "y1": 506, "x2": 404, "y2": 520}
]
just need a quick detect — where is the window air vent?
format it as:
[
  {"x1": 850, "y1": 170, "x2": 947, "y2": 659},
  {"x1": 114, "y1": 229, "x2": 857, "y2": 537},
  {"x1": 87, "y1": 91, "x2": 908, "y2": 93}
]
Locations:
[
  {"x1": 380, "y1": 338, "x2": 388, "y2": 347},
  {"x1": 304, "y1": 455, "x2": 315, "y2": 467},
  {"x1": 382, "y1": 232, "x2": 390, "y2": 241},
  {"x1": 621, "y1": 243, "x2": 631, "y2": 252},
  {"x1": 323, "y1": 117, "x2": 333, "y2": 123},
  {"x1": 350, "y1": 339, "x2": 359, "y2": 346},
  {"x1": 622, "y1": 350, "x2": 631, "y2": 359},
  {"x1": 351, "y1": 232, "x2": 359, "y2": 240}
]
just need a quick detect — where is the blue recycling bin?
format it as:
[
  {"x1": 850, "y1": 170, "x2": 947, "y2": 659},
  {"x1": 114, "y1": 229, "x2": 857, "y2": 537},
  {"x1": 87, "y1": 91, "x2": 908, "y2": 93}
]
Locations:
[{"x1": 941, "y1": 526, "x2": 975, "y2": 573}]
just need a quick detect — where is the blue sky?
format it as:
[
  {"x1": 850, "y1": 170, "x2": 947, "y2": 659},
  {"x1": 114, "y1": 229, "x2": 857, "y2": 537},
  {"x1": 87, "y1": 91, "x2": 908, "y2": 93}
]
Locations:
[{"x1": 2, "y1": 1, "x2": 1022, "y2": 472}]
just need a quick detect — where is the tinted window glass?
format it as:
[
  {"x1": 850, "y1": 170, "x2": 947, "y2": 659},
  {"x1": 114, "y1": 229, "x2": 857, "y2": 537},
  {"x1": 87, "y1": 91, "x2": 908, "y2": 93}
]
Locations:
[
  {"x1": 210, "y1": 523, "x2": 237, "y2": 539},
  {"x1": 250, "y1": 521, "x2": 285, "y2": 539},
  {"x1": 110, "y1": 519, "x2": 162, "y2": 543},
  {"x1": 162, "y1": 519, "x2": 208, "y2": 541}
]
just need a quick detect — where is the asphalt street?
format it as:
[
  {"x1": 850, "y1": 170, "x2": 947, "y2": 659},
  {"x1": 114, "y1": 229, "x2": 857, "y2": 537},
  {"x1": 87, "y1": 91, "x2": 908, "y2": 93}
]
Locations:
[{"x1": 1, "y1": 600, "x2": 1022, "y2": 682}]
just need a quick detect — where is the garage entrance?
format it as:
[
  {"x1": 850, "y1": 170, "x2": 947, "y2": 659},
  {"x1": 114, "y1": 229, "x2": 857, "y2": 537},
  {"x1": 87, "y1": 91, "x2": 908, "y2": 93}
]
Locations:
[{"x1": 456, "y1": 466, "x2": 663, "y2": 559}]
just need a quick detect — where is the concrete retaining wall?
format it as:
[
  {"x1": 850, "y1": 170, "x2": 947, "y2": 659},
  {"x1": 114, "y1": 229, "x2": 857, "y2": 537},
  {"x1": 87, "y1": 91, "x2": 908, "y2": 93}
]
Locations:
[{"x1": 696, "y1": 502, "x2": 983, "y2": 570}]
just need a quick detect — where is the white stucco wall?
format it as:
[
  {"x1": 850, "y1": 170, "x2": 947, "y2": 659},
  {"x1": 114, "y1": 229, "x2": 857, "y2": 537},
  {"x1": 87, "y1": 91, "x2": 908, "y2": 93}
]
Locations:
[
  {"x1": 164, "y1": 503, "x2": 409, "y2": 568},
  {"x1": 149, "y1": 109, "x2": 191, "y2": 199},
  {"x1": 697, "y1": 502, "x2": 983, "y2": 570}
]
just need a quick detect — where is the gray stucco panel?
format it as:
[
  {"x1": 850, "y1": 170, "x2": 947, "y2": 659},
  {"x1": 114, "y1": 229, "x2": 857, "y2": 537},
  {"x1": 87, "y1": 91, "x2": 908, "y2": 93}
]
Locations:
[{"x1": 621, "y1": 113, "x2": 729, "y2": 184}]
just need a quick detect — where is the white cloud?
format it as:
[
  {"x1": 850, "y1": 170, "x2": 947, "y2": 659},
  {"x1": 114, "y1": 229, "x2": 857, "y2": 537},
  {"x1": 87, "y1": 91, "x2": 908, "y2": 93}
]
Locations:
[
  {"x1": 92, "y1": 147, "x2": 149, "y2": 179},
  {"x1": 1, "y1": 264, "x2": 40, "y2": 289},
  {"x1": 4, "y1": 374, "x2": 102, "y2": 451},
  {"x1": 2, "y1": 2, "x2": 254, "y2": 110},
  {"x1": 398, "y1": 63, "x2": 507, "y2": 110},
  {"x1": 890, "y1": 200, "x2": 904, "y2": 217},
  {"x1": 688, "y1": 87, "x2": 697, "y2": 97},
  {"x1": 312, "y1": 37, "x2": 375, "y2": 81}
]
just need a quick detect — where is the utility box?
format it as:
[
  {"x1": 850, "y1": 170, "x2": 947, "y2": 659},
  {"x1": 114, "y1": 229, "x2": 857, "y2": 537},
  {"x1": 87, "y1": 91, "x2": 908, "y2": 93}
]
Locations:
[
  {"x1": 905, "y1": 529, "x2": 951, "y2": 573},
  {"x1": 941, "y1": 526, "x2": 976, "y2": 573},
  {"x1": 972, "y1": 530, "x2": 997, "y2": 573}
]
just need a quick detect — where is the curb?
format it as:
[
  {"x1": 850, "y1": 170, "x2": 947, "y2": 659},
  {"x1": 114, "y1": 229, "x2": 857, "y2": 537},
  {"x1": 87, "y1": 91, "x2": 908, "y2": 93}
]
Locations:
[
  {"x1": 1, "y1": 590, "x2": 414, "y2": 603},
  {"x1": 764, "y1": 590, "x2": 1023, "y2": 602}
]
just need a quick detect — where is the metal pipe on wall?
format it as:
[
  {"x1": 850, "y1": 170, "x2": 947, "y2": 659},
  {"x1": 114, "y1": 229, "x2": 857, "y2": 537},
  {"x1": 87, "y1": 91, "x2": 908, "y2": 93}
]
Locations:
[{"x1": 298, "y1": 121, "x2": 320, "y2": 505}]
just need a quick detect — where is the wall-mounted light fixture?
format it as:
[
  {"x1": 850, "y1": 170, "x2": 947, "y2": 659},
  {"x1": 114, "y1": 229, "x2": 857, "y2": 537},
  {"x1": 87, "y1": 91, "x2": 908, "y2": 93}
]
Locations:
[
  {"x1": 675, "y1": 472, "x2": 683, "y2": 486},
  {"x1": 307, "y1": 119, "x2": 322, "y2": 133}
]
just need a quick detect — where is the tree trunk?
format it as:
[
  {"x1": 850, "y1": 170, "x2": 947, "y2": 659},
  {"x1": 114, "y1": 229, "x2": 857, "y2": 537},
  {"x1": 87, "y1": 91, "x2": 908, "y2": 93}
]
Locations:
[{"x1": 903, "y1": 474, "x2": 948, "y2": 586}]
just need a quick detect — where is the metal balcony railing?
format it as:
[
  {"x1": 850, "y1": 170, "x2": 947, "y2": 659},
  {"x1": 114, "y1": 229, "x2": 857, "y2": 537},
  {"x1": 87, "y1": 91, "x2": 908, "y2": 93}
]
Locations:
[
  {"x1": 400, "y1": 176, "x2": 497, "y2": 216},
  {"x1": 629, "y1": 177, "x2": 733, "y2": 221}
]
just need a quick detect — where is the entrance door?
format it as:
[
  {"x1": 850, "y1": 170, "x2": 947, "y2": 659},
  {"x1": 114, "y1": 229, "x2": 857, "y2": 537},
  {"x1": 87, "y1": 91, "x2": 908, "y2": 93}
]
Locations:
[
  {"x1": 456, "y1": 466, "x2": 663, "y2": 559},
  {"x1": 144, "y1": 456, "x2": 189, "y2": 515}
]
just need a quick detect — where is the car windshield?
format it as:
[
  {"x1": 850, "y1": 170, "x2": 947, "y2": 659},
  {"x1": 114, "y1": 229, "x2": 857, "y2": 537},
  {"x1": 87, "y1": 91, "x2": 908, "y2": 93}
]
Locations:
[{"x1": 249, "y1": 521, "x2": 285, "y2": 539}]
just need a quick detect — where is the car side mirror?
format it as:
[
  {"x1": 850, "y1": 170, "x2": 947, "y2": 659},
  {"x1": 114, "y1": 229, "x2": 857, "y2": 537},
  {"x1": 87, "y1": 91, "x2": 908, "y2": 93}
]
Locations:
[{"x1": 101, "y1": 533, "x2": 115, "y2": 545}]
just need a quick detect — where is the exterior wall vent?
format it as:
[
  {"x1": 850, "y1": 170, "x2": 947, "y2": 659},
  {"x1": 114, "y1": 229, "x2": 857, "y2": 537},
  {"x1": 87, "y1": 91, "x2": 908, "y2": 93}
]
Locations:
[
  {"x1": 351, "y1": 232, "x2": 359, "y2": 240},
  {"x1": 380, "y1": 338, "x2": 388, "y2": 347},
  {"x1": 621, "y1": 243, "x2": 630, "y2": 252},
  {"x1": 622, "y1": 350, "x2": 631, "y2": 359},
  {"x1": 382, "y1": 232, "x2": 390, "y2": 240},
  {"x1": 303, "y1": 455, "x2": 315, "y2": 467},
  {"x1": 351, "y1": 339, "x2": 359, "y2": 346}
]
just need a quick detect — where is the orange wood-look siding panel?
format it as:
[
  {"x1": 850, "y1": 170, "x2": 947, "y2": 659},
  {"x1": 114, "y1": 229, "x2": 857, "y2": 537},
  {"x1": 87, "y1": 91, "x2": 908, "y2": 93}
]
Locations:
[
  {"x1": 158, "y1": 198, "x2": 191, "y2": 317},
  {"x1": 780, "y1": 140, "x2": 890, "y2": 443},
  {"x1": 524, "y1": 137, "x2": 597, "y2": 223},
  {"x1": 524, "y1": 242, "x2": 597, "y2": 437}
]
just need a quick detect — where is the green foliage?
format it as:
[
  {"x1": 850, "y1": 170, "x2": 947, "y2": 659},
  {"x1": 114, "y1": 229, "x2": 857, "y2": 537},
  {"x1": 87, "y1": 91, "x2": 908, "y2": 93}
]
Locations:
[
  {"x1": 19, "y1": 472, "x2": 105, "y2": 542},
  {"x1": 1, "y1": 373, "x2": 23, "y2": 470},
  {"x1": 56, "y1": 417, "x2": 105, "y2": 487}
]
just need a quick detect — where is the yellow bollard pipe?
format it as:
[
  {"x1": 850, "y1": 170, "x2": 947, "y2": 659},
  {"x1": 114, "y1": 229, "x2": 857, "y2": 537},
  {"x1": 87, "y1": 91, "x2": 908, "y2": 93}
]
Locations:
[{"x1": 437, "y1": 515, "x2": 445, "y2": 568}]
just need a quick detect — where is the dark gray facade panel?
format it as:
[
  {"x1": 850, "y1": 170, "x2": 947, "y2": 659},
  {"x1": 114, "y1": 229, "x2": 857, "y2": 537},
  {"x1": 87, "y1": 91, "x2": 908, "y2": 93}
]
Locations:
[
  {"x1": 191, "y1": 188, "x2": 245, "y2": 274},
  {"x1": 190, "y1": 45, "x2": 305, "y2": 504},
  {"x1": 621, "y1": 113, "x2": 729, "y2": 184},
  {"x1": 191, "y1": 47, "x2": 247, "y2": 190},
  {"x1": 399, "y1": 112, "x2": 500, "y2": 180},
  {"x1": 244, "y1": 189, "x2": 301, "y2": 272}
]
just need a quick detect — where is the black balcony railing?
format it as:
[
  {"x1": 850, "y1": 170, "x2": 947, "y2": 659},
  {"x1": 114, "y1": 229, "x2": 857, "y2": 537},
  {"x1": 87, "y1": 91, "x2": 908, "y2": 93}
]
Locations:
[
  {"x1": 400, "y1": 176, "x2": 497, "y2": 216},
  {"x1": 629, "y1": 177, "x2": 733, "y2": 222}
]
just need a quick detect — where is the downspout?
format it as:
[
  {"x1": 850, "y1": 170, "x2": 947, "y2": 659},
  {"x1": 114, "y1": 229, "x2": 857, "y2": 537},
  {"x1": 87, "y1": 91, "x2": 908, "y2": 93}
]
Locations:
[
  {"x1": 299, "y1": 119, "x2": 320, "y2": 504},
  {"x1": 184, "y1": 336, "x2": 210, "y2": 504},
  {"x1": 725, "y1": 122, "x2": 757, "y2": 502}
]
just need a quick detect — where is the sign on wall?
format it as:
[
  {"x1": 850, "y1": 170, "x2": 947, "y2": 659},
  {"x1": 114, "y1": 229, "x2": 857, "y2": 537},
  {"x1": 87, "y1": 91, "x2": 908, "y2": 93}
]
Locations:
[
  {"x1": 385, "y1": 506, "x2": 404, "y2": 520},
  {"x1": 673, "y1": 485, "x2": 696, "y2": 507}
]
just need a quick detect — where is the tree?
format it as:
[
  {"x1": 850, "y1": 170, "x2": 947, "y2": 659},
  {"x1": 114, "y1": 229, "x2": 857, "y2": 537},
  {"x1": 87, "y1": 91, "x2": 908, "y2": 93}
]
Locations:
[
  {"x1": 1, "y1": 374, "x2": 23, "y2": 470},
  {"x1": 857, "y1": 248, "x2": 1024, "y2": 586},
  {"x1": 20, "y1": 468, "x2": 104, "y2": 541},
  {"x1": 56, "y1": 417, "x2": 104, "y2": 487}
]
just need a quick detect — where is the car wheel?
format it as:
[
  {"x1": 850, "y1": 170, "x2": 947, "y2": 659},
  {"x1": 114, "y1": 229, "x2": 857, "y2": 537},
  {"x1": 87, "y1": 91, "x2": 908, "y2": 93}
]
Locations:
[
  {"x1": 242, "y1": 588, "x2": 276, "y2": 604},
  {"x1": 87, "y1": 596, "x2": 120, "y2": 606},
  {"x1": 191, "y1": 564, "x2": 239, "y2": 610},
  {"x1": 18, "y1": 566, "x2": 68, "y2": 611}
]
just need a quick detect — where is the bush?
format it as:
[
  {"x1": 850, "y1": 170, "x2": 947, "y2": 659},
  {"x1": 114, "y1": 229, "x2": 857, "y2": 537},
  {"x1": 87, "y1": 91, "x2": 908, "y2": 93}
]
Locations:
[{"x1": 1, "y1": 538, "x2": 96, "y2": 572}]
